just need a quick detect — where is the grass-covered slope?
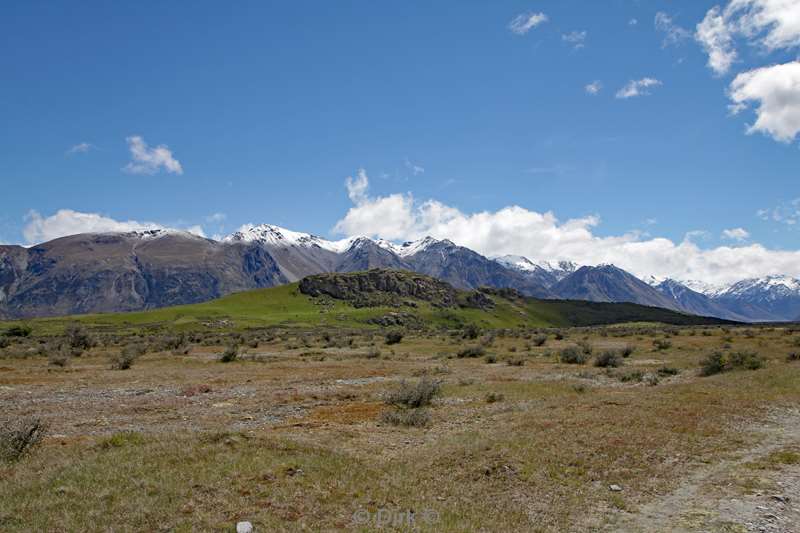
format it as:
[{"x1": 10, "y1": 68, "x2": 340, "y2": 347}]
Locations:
[{"x1": 0, "y1": 270, "x2": 734, "y2": 335}]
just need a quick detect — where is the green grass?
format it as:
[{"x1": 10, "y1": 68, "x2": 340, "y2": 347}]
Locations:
[{"x1": 1, "y1": 281, "x2": 732, "y2": 337}]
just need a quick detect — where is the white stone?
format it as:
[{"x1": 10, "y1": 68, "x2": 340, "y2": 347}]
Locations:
[{"x1": 236, "y1": 521, "x2": 253, "y2": 533}]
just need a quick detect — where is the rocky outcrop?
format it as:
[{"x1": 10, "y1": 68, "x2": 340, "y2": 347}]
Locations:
[{"x1": 298, "y1": 269, "x2": 494, "y2": 309}]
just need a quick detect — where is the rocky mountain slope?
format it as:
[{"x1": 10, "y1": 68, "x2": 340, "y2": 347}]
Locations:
[
  {"x1": 0, "y1": 230, "x2": 286, "y2": 318},
  {"x1": 3, "y1": 223, "x2": 800, "y2": 322}
]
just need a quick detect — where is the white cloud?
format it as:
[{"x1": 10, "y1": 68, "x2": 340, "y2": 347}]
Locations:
[
  {"x1": 508, "y1": 12, "x2": 548, "y2": 35},
  {"x1": 629, "y1": 18, "x2": 639, "y2": 26},
  {"x1": 697, "y1": 6, "x2": 738, "y2": 75},
  {"x1": 333, "y1": 170, "x2": 800, "y2": 285},
  {"x1": 404, "y1": 157, "x2": 425, "y2": 176},
  {"x1": 562, "y1": 30, "x2": 587, "y2": 49},
  {"x1": 655, "y1": 12, "x2": 691, "y2": 47},
  {"x1": 728, "y1": 61, "x2": 800, "y2": 143},
  {"x1": 345, "y1": 168, "x2": 370, "y2": 204},
  {"x1": 616, "y1": 78, "x2": 662, "y2": 99},
  {"x1": 585, "y1": 81, "x2": 603, "y2": 95},
  {"x1": 123, "y1": 135, "x2": 183, "y2": 175},
  {"x1": 66, "y1": 142, "x2": 95, "y2": 155},
  {"x1": 722, "y1": 227, "x2": 750, "y2": 240},
  {"x1": 697, "y1": 0, "x2": 800, "y2": 75},
  {"x1": 22, "y1": 209, "x2": 205, "y2": 245}
]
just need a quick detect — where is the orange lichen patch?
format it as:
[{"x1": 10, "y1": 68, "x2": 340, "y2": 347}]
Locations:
[{"x1": 306, "y1": 402, "x2": 384, "y2": 425}]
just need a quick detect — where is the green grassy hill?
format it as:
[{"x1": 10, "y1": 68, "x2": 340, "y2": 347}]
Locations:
[{"x1": 1, "y1": 270, "x2": 733, "y2": 336}]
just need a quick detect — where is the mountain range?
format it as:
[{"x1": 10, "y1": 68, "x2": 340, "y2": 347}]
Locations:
[{"x1": 1, "y1": 223, "x2": 799, "y2": 322}]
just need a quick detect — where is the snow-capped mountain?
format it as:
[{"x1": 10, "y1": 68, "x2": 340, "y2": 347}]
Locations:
[
  {"x1": 712, "y1": 276, "x2": 800, "y2": 321},
  {"x1": 4, "y1": 221, "x2": 800, "y2": 322},
  {"x1": 494, "y1": 255, "x2": 578, "y2": 288}
]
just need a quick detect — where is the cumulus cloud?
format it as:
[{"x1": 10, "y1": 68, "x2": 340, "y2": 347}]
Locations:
[
  {"x1": 722, "y1": 227, "x2": 750, "y2": 240},
  {"x1": 508, "y1": 12, "x2": 548, "y2": 35},
  {"x1": 728, "y1": 61, "x2": 800, "y2": 143},
  {"x1": 66, "y1": 142, "x2": 95, "y2": 155},
  {"x1": 655, "y1": 12, "x2": 691, "y2": 47},
  {"x1": 616, "y1": 78, "x2": 662, "y2": 99},
  {"x1": 333, "y1": 170, "x2": 800, "y2": 285},
  {"x1": 123, "y1": 135, "x2": 183, "y2": 175},
  {"x1": 22, "y1": 209, "x2": 205, "y2": 245},
  {"x1": 585, "y1": 81, "x2": 602, "y2": 95},
  {"x1": 696, "y1": 0, "x2": 800, "y2": 75},
  {"x1": 562, "y1": 30, "x2": 587, "y2": 49}
]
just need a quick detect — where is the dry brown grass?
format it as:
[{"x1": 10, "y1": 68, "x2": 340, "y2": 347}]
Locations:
[{"x1": 0, "y1": 325, "x2": 798, "y2": 531}]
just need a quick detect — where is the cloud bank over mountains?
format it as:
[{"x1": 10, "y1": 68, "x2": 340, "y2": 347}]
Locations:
[{"x1": 333, "y1": 170, "x2": 800, "y2": 287}]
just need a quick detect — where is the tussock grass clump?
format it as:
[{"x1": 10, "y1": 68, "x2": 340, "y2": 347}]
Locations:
[
  {"x1": 506, "y1": 357, "x2": 525, "y2": 366},
  {"x1": 379, "y1": 408, "x2": 430, "y2": 427},
  {"x1": 110, "y1": 343, "x2": 145, "y2": 370},
  {"x1": 64, "y1": 323, "x2": 93, "y2": 352},
  {"x1": 657, "y1": 366, "x2": 680, "y2": 376},
  {"x1": 0, "y1": 417, "x2": 47, "y2": 462},
  {"x1": 462, "y1": 324, "x2": 480, "y2": 340},
  {"x1": 594, "y1": 350, "x2": 623, "y2": 368},
  {"x1": 577, "y1": 340, "x2": 593, "y2": 355},
  {"x1": 559, "y1": 346, "x2": 588, "y2": 365},
  {"x1": 99, "y1": 431, "x2": 146, "y2": 450},
  {"x1": 787, "y1": 352, "x2": 800, "y2": 362}
]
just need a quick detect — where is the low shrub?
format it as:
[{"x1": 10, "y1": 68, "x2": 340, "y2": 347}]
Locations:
[
  {"x1": 700, "y1": 350, "x2": 766, "y2": 376},
  {"x1": 4, "y1": 325, "x2": 32, "y2": 337},
  {"x1": 379, "y1": 408, "x2": 430, "y2": 427},
  {"x1": 383, "y1": 378, "x2": 441, "y2": 409},
  {"x1": 787, "y1": 352, "x2": 800, "y2": 362},
  {"x1": 219, "y1": 344, "x2": 239, "y2": 363},
  {"x1": 0, "y1": 417, "x2": 47, "y2": 462},
  {"x1": 729, "y1": 350, "x2": 766, "y2": 370},
  {"x1": 700, "y1": 351, "x2": 726, "y2": 376},
  {"x1": 657, "y1": 366, "x2": 680, "y2": 376},
  {"x1": 457, "y1": 345, "x2": 486, "y2": 358},
  {"x1": 485, "y1": 392, "x2": 505, "y2": 403},
  {"x1": 385, "y1": 331, "x2": 404, "y2": 345},
  {"x1": 531, "y1": 334, "x2": 547, "y2": 347},
  {"x1": 110, "y1": 343, "x2": 145, "y2": 370},
  {"x1": 506, "y1": 357, "x2": 525, "y2": 366},
  {"x1": 559, "y1": 346, "x2": 588, "y2": 365},
  {"x1": 621, "y1": 345, "x2": 635, "y2": 357},
  {"x1": 484, "y1": 354, "x2": 497, "y2": 364},
  {"x1": 594, "y1": 350, "x2": 623, "y2": 368},
  {"x1": 653, "y1": 339, "x2": 672, "y2": 351}
]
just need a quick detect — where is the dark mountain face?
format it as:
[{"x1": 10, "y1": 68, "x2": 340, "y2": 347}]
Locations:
[
  {"x1": 653, "y1": 279, "x2": 750, "y2": 322},
  {"x1": 0, "y1": 231, "x2": 286, "y2": 318},
  {"x1": 552, "y1": 265, "x2": 682, "y2": 311},
  {"x1": 403, "y1": 240, "x2": 553, "y2": 298}
]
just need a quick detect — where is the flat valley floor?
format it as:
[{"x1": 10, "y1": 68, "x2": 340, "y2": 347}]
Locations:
[{"x1": 1, "y1": 325, "x2": 799, "y2": 532}]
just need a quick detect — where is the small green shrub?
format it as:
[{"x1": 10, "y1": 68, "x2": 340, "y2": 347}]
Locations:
[
  {"x1": 385, "y1": 331, "x2": 404, "y2": 345},
  {"x1": 4, "y1": 325, "x2": 31, "y2": 338},
  {"x1": 657, "y1": 366, "x2": 680, "y2": 376},
  {"x1": 729, "y1": 350, "x2": 766, "y2": 370},
  {"x1": 700, "y1": 351, "x2": 726, "y2": 376},
  {"x1": 484, "y1": 354, "x2": 497, "y2": 364},
  {"x1": 653, "y1": 339, "x2": 672, "y2": 351},
  {"x1": 594, "y1": 350, "x2": 623, "y2": 368},
  {"x1": 219, "y1": 344, "x2": 239, "y2": 363},
  {"x1": 383, "y1": 378, "x2": 441, "y2": 409},
  {"x1": 485, "y1": 392, "x2": 505, "y2": 403},
  {"x1": 457, "y1": 345, "x2": 486, "y2": 358},
  {"x1": 559, "y1": 346, "x2": 588, "y2": 365},
  {"x1": 531, "y1": 335, "x2": 547, "y2": 347},
  {"x1": 621, "y1": 345, "x2": 635, "y2": 357},
  {"x1": 110, "y1": 343, "x2": 145, "y2": 370}
]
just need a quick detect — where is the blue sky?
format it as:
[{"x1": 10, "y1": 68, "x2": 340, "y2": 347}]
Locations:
[{"x1": 1, "y1": 1, "x2": 799, "y2": 283}]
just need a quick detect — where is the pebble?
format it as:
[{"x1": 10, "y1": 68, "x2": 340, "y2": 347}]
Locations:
[
  {"x1": 236, "y1": 521, "x2": 253, "y2": 533},
  {"x1": 609, "y1": 484, "x2": 623, "y2": 492}
]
